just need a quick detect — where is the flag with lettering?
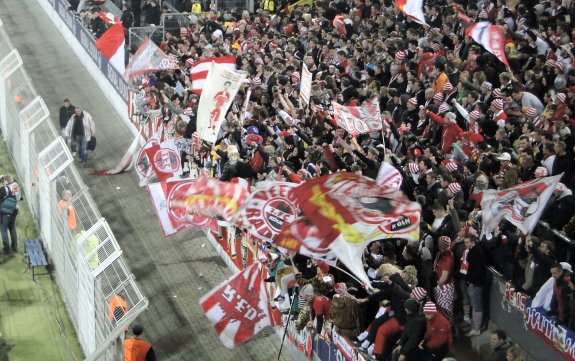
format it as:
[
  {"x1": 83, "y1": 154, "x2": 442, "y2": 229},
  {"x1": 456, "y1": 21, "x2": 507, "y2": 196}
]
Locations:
[
  {"x1": 481, "y1": 174, "x2": 561, "y2": 236},
  {"x1": 199, "y1": 263, "x2": 273, "y2": 348},
  {"x1": 465, "y1": 22, "x2": 508, "y2": 66},
  {"x1": 331, "y1": 101, "x2": 383, "y2": 135},
  {"x1": 147, "y1": 179, "x2": 218, "y2": 236},
  {"x1": 234, "y1": 182, "x2": 299, "y2": 243},
  {"x1": 124, "y1": 38, "x2": 178, "y2": 81},
  {"x1": 133, "y1": 129, "x2": 183, "y2": 186},
  {"x1": 292, "y1": 173, "x2": 421, "y2": 285},
  {"x1": 299, "y1": 63, "x2": 312, "y2": 105}
]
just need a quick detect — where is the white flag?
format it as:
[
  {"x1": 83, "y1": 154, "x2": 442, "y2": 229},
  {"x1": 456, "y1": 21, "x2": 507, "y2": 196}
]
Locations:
[
  {"x1": 331, "y1": 101, "x2": 383, "y2": 135},
  {"x1": 299, "y1": 63, "x2": 312, "y2": 105},
  {"x1": 480, "y1": 175, "x2": 562, "y2": 236},
  {"x1": 196, "y1": 63, "x2": 246, "y2": 144}
]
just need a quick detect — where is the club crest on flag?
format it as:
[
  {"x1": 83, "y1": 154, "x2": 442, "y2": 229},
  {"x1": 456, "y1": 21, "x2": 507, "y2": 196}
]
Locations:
[{"x1": 236, "y1": 182, "x2": 299, "y2": 243}]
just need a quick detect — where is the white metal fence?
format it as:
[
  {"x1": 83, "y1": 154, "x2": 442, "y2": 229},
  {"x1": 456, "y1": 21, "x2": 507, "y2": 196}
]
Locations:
[{"x1": 0, "y1": 18, "x2": 148, "y2": 361}]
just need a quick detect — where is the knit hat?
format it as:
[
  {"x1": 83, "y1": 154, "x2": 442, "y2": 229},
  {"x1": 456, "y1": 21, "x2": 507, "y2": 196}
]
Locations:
[
  {"x1": 555, "y1": 62, "x2": 565, "y2": 72},
  {"x1": 395, "y1": 50, "x2": 407, "y2": 60},
  {"x1": 183, "y1": 107, "x2": 194, "y2": 116},
  {"x1": 545, "y1": 59, "x2": 556, "y2": 68},
  {"x1": 407, "y1": 162, "x2": 420, "y2": 174},
  {"x1": 448, "y1": 182, "x2": 462, "y2": 194},
  {"x1": 525, "y1": 107, "x2": 537, "y2": 117},
  {"x1": 557, "y1": 93, "x2": 566, "y2": 103},
  {"x1": 408, "y1": 97, "x2": 418, "y2": 106},
  {"x1": 468, "y1": 110, "x2": 481, "y2": 122},
  {"x1": 478, "y1": 10, "x2": 488, "y2": 18},
  {"x1": 438, "y1": 103, "x2": 450, "y2": 114},
  {"x1": 185, "y1": 58, "x2": 195, "y2": 67},
  {"x1": 423, "y1": 301, "x2": 437, "y2": 314},
  {"x1": 481, "y1": 81, "x2": 492, "y2": 90},
  {"x1": 404, "y1": 298, "x2": 420, "y2": 313},
  {"x1": 534, "y1": 166, "x2": 548, "y2": 178},
  {"x1": 431, "y1": 42, "x2": 441, "y2": 52},
  {"x1": 411, "y1": 287, "x2": 427, "y2": 301},
  {"x1": 439, "y1": 236, "x2": 452, "y2": 251},
  {"x1": 433, "y1": 92, "x2": 444, "y2": 102},
  {"x1": 492, "y1": 98, "x2": 504, "y2": 110},
  {"x1": 444, "y1": 161, "x2": 458, "y2": 173},
  {"x1": 443, "y1": 82, "x2": 453, "y2": 92},
  {"x1": 292, "y1": 71, "x2": 301, "y2": 82},
  {"x1": 252, "y1": 77, "x2": 262, "y2": 86},
  {"x1": 316, "y1": 260, "x2": 330, "y2": 274},
  {"x1": 492, "y1": 88, "x2": 503, "y2": 98}
]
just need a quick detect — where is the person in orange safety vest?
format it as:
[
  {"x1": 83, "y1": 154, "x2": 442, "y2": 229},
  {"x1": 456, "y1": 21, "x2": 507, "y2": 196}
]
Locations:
[{"x1": 124, "y1": 324, "x2": 156, "y2": 361}]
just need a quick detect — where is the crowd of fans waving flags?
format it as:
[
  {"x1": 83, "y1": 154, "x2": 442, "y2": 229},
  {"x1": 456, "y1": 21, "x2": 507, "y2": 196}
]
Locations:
[{"x1": 84, "y1": 0, "x2": 575, "y2": 350}]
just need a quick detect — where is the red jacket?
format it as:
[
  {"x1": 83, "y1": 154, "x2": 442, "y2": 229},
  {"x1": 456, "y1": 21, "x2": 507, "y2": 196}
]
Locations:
[
  {"x1": 427, "y1": 111, "x2": 463, "y2": 154},
  {"x1": 424, "y1": 312, "x2": 452, "y2": 350}
]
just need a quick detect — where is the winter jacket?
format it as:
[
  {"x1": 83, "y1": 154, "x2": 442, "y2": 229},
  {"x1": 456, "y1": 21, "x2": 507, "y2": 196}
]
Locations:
[
  {"x1": 398, "y1": 313, "x2": 427, "y2": 356},
  {"x1": 330, "y1": 295, "x2": 362, "y2": 338},
  {"x1": 427, "y1": 110, "x2": 463, "y2": 154}
]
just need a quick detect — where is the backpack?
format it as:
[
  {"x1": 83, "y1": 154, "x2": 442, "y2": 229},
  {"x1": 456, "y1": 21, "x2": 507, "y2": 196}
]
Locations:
[{"x1": 1, "y1": 187, "x2": 17, "y2": 215}]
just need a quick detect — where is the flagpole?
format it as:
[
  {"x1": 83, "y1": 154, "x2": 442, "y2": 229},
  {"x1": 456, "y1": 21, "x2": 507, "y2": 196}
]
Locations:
[{"x1": 276, "y1": 287, "x2": 299, "y2": 361}]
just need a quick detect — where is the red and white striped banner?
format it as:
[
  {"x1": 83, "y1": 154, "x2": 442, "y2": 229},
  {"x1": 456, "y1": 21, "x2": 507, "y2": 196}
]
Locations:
[
  {"x1": 190, "y1": 56, "x2": 236, "y2": 95},
  {"x1": 465, "y1": 22, "x2": 508, "y2": 66}
]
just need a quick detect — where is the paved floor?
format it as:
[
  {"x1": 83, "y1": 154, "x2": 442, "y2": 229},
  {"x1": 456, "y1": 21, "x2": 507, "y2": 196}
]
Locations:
[{"x1": 0, "y1": 1, "x2": 289, "y2": 360}]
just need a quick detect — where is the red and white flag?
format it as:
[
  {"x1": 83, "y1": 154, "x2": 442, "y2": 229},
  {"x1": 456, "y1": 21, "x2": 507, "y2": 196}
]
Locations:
[
  {"x1": 481, "y1": 174, "x2": 561, "y2": 236},
  {"x1": 181, "y1": 177, "x2": 250, "y2": 221},
  {"x1": 147, "y1": 179, "x2": 217, "y2": 236},
  {"x1": 133, "y1": 129, "x2": 182, "y2": 186},
  {"x1": 190, "y1": 56, "x2": 236, "y2": 95},
  {"x1": 299, "y1": 63, "x2": 312, "y2": 106},
  {"x1": 292, "y1": 173, "x2": 421, "y2": 285},
  {"x1": 331, "y1": 101, "x2": 383, "y2": 135},
  {"x1": 196, "y1": 63, "x2": 246, "y2": 143},
  {"x1": 376, "y1": 162, "x2": 403, "y2": 190},
  {"x1": 234, "y1": 182, "x2": 299, "y2": 243},
  {"x1": 199, "y1": 264, "x2": 273, "y2": 349},
  {"x1": 465, "y1": 22, "x2": 508, "y2": 66},
  {"x1": 98, "y1": 10, "x2": 121, "y2": 25},
  {"x1": 124, "y1": 38, "x2": 178, "y2": 81},
  {"x1": 95, "y1": 22, "x2": 125, "y2": 74},
  {"x1": 454, "y1": 4, "x2": 474, "y2": 25},
  {"x1": 396, "y1": 0, "x2": 427, "y2": 25}
]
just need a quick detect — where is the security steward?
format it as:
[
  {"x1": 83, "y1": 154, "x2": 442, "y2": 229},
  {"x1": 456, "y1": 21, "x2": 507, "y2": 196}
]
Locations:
[{"x1": 124, "y1": 324, "x2": 156, "y2": 361}]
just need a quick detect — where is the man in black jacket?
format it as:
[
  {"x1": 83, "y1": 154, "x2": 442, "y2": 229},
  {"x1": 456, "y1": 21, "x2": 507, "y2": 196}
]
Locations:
[
  {"x1": 59, "y1": 99, "x2": 75, "y2": 153},
  {"x1": 461, "y1": 234, "x2": 487, "y2": 336},
  {"x1": 392, "y1": 299, "x2": 427, "y2": 361}
]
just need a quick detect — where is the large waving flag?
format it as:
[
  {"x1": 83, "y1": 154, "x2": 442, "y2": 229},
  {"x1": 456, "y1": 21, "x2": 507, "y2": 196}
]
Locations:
[
  {"x1": 331, "y1": 101, "x2": 383, "y2": 135},
  {"x1": 200, "y1": 264, "x2": 273, "y2": 348},
  {"x1": 234, "y1": 182, "x2": 299, "y2": 243},
  {"x1": 181, "y1": 177, "x2": 250, "y2": 221},
  {"x1": 196, "y1": 63, "x2": 246, "y2": 143},
  {"x1": 133, "y1": 129, "x2": 182, "y2": 186},
  {"x1": 396, "y1": 0, "x2": 427, "y2": 25},
  {"x1": 147, "y1": 179, "x2": 217, "y2": 236},
  {"x1": 190, "y1": 56, "x2": 237, "y2": 95},
  {"x1": 292, "y1": 173, "x2": 421, "y2": 285},
  {"x1": 95, "y1": 22, "x2": 125, "y2": 74},
  {"x1": 124, "y1": 38, "x2": 178, "y2": 81},
  {"x1": 481, "y1": 174, "x2": 562, "y2": 236},
  {"x1": 465, "y1": 22, "x2": 508, "y2": 66}
]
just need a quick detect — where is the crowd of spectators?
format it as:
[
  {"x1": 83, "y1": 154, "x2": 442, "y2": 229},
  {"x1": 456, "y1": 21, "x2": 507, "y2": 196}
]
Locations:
[{"x1": 75, "y1": 0, "x2": 575, "y2": 359}]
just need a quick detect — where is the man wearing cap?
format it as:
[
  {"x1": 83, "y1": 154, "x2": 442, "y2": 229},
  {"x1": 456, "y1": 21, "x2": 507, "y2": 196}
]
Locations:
[
  {"x1": 124, "y1": 324, "x2": 156, "y2": 361},
  {"x1": 420, "y1": 302, "x2": 451, "y2": 361},
  {"x1": 391, "y1": 299, "x2": 427, "y2": 361},
  {"x1": 493, "y1": 152, "x2": 519, "y2": 189}
]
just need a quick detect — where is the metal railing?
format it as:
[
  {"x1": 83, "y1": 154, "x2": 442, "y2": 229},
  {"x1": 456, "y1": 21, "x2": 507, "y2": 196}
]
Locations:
[
  {"x1": 0, "y1": 18, "x2": 148, "y2": 361},
  {"x1": 128, "y1": 25, "x2": 165, "y2": 52}
]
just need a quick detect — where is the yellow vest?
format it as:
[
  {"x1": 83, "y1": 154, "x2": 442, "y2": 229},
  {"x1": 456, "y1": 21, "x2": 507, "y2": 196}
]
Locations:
[{"x1": 191, "y1": 3, "x2": 202, "y2": 14}]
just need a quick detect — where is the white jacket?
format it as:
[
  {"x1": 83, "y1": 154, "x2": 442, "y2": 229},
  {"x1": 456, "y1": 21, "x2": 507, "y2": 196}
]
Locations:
[{"x1": 64, "y1": 111, "x2": 95, "y2": 140}]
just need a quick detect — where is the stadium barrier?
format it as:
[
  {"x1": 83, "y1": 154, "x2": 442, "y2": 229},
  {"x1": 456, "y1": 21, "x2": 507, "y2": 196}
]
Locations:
[{"x1": 0, "y1": 16, "x2": 148, "y2": 361}]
